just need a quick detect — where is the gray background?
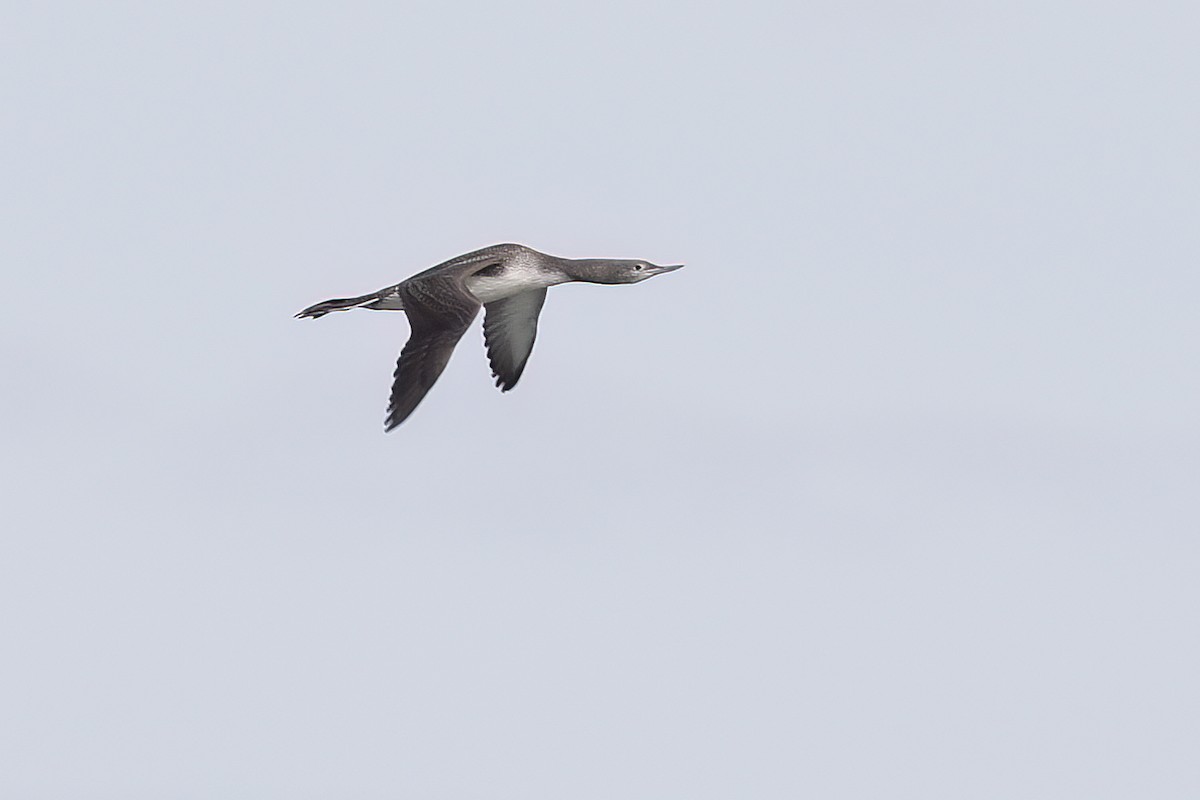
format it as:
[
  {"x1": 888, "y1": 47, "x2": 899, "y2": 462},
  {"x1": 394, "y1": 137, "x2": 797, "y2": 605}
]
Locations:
[{"x1": 3, "y1": 2, "x2": 1197, "y2": 797}]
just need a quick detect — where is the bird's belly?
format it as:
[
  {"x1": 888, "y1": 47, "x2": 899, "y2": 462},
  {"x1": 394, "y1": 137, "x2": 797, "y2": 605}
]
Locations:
[{"x1": 465, "y1": 270, "x2": 554, "y2": 304}]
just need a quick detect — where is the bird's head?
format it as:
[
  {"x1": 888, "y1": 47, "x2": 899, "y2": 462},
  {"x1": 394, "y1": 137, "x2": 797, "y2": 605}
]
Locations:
[{"x1": 574, "y1": 259, "x2": 685, "y2": 284}]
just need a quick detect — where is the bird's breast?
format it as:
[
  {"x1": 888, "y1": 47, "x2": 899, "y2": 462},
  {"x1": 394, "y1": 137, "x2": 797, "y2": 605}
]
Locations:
[{"x1": 465, "y1": 264, "x2": 561, "y2": 304}]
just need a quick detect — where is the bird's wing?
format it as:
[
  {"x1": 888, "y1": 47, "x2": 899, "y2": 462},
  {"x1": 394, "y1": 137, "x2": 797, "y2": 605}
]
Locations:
[
  {"x1": 482, "y1": 289, "x2": 548, "y2": 392},
  {"x1": 384, "y1": 272, "x2": 483, "y2": 431}
]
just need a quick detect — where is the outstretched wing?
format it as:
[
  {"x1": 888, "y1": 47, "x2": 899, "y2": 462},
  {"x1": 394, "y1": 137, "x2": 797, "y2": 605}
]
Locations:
[
  {"x1": 385, "y1": 274, "x2": 481, "y2": 431},
  {"x1": 483, "y1": 289, "x2": 548, "y2": 391}
]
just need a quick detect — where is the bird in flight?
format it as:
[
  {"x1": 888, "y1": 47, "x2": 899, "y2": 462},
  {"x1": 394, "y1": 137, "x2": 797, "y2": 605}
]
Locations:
[{"x1": 296, "y1": 243, "x2": 684, "y2": 431}]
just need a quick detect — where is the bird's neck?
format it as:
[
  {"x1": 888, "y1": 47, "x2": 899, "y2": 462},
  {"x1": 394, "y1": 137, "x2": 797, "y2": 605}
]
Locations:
[{"x1": 561, "y1": 258, "x2": 619, "y2": 284}]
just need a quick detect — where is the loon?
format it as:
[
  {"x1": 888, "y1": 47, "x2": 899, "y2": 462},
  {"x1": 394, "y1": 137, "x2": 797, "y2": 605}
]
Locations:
[{"x1": 296, "y1": 243, "x2": 684, "y2": 431}]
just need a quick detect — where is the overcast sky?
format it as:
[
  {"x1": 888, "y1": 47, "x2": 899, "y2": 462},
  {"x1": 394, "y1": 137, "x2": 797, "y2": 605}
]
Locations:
[{"x1": 3, "y1": 2, "x2": 1198, "y2": 798}]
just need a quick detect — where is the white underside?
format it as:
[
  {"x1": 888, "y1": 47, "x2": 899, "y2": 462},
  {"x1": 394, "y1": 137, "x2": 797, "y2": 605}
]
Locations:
[{"x1": 465, "y1": 265, "x2": 563, "y2": 304}]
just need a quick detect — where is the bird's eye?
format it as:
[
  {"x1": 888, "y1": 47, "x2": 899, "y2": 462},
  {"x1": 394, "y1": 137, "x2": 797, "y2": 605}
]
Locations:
[{"x1": 634, "y1": 264, "x2": 643, "y2": 270}]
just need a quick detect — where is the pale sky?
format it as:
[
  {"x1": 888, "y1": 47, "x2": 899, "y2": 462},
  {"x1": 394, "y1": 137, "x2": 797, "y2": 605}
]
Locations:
[{"x1": 3, "y1": 2, "x2": 1198, "y2": 798}]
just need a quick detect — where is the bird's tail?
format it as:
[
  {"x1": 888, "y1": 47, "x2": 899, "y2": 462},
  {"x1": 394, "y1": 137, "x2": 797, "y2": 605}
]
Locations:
[{"x1": 295, "y1": 291, "x2": 404, "y2": 319}]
